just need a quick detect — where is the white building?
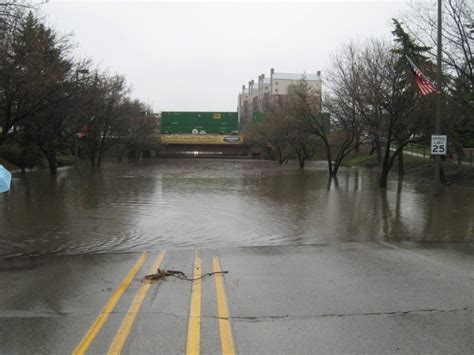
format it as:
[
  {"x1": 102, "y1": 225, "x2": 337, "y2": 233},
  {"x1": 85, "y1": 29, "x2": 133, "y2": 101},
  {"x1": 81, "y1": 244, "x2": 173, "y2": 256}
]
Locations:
[{"x1": 238, "y1": 68, "x2": 322, "y2": 128}]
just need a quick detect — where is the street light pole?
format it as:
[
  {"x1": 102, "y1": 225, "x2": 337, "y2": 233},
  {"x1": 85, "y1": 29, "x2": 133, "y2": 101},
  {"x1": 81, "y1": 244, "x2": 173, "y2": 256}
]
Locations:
[
  {"x1": 74, "y1": 69, "x2": 90, "y2": 166},
  {"x1": 434, "y1": 0, "x2": 442, "y2": 196}
]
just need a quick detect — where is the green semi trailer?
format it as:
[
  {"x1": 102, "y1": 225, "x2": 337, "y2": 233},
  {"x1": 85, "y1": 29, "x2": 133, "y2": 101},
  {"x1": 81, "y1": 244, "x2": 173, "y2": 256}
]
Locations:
[{"x1": 161, "y1": 111, "x2": 238, "y2": 134}]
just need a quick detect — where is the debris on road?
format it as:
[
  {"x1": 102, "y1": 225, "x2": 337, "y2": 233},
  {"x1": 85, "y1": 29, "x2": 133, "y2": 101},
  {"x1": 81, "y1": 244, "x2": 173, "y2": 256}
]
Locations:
[{"x1": 144, "y1": 268, "x2": 228, "y2": 282}]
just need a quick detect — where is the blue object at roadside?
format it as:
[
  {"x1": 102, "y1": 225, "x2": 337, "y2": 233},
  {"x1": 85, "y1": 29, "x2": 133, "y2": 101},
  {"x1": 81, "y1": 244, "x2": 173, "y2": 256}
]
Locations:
[{"x1": 0, "y1": 165, "x2": 12, "y2": 193}]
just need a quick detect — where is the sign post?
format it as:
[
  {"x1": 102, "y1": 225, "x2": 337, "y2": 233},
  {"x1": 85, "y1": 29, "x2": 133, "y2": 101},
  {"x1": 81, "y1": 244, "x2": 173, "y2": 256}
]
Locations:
[{"x1": 432, "y1": 0, "x2": 443, "y2": 196}]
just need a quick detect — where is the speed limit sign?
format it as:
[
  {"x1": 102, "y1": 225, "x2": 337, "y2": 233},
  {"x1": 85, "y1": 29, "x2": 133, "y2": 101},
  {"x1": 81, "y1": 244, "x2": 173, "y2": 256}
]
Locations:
[{"x1": 431, "y1": 135, "x2": 447, "y2": 155}]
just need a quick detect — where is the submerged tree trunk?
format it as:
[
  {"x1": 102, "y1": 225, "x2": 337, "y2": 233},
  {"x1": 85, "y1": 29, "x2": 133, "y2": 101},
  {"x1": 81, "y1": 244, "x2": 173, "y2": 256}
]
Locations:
[
  {"x1": 277, "y1": 147, "x2": 283, "y2": 165},
  {"x1": 440, "y1": 164, "x2": 447, "y2": 184},
  {"x1": 88, "y1": 138, "x2": 97, "y2": 166},
  {"x1": 297, "y1": 151, "x2": 305, "y2": 169},
  {"x1": 379, "y1": 164, "x2": 390, "y2": 188},
  {"x1": 379, "y1": 143, "x2": 392, "y2": 188},
  {"x1": 43, "y1": 150, "x2": 58, "y2": 175},
  {"x1": 375, "y1": 139, "x2": 383, "y2": 164},
  {"x1": 327, "y1": 176, "x2": 340, "y2": 190},
  {"x1": 117, "y1": 142, "x2": 128, "y2": 162},
  {"x1": 398, "y1": 150, "x2": 404, "y2": 176},
  {"x1": 49, "y1": 163, "x2": 57, "y2": 175},
  {"x1": 97, "y1": 139, "x2": 105, "y2": 166},
  {"x1": 332, "y1": 161, "x2": 341, "y2": 177},
  {"x1": 354, "y1": 128, "x2": 360, "y2": 153},
  {"x1": 325, "y1": 142, "x2": 334, "y2": 176}
]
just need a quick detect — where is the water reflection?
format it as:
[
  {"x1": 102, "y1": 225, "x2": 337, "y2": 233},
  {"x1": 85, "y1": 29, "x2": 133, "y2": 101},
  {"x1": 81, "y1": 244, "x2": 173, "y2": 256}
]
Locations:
[{"x1": 0, "y1": 159, "x2": 472, "y2": 257}]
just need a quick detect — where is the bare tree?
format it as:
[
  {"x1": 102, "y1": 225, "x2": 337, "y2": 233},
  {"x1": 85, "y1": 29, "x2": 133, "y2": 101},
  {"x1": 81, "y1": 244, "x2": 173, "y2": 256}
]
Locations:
[
  {"x1": 289, "y1": 75, "x2": 362, "y2": 176},
  {"x1": 278, "y1": 101, "x2": 318, "y2": 168},
  {"x1": 324, "y1": 42, "x2": 369, "y2": 175},
  {"x1": 245, "y1": 111, "x2": 294, "y2": 164},
  {"x1": 115, "y1": 99, "x2": 157, "y2": 162},
  {"x1": 358, "y1": 40, "x2": 432, "y2": 187},
  {"x1": 405, "y1": 0, "x2": 472, "y2": 90},
  {"x1": 85, "y1": 72, "x2": 129, "y2": 166},
  {"x1": 0, "y1": 1, "x2": 38, "y2": 27},
  {"x1": 0, "y1": 4, "x2": 154, "y2": 173}
]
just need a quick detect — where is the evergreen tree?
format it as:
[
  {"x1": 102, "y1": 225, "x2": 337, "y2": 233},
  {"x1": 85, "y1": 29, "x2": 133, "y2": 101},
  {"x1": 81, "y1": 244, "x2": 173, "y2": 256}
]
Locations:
[
  {"x1": 15, "y1": 12, "x2": 75, "y2": 174},
  {"x1": 390, "y1": 19, "x2": 434, "y2": 176}
]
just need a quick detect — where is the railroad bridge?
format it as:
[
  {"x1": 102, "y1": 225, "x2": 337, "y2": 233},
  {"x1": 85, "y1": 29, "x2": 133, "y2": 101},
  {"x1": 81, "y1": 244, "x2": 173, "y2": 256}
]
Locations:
[
  {"x1": 158, "y1": 134, "x2": 254, "y2": 158},
  {"x1": 157, "y1": 111, "x2": 256, "y2": 157}
]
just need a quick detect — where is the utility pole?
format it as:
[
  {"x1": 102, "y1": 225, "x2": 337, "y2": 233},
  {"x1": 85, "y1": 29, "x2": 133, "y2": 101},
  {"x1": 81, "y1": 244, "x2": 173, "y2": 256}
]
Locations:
[{"x1": 433, "y1": 0, "x2": 442, "y2": 196}]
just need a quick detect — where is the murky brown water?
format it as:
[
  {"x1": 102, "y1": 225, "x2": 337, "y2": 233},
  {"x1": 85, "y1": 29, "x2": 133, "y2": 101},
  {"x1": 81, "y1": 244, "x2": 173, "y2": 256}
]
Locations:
[{"x1": 0, "y1": 159, "x2": 473, "y2": 257}]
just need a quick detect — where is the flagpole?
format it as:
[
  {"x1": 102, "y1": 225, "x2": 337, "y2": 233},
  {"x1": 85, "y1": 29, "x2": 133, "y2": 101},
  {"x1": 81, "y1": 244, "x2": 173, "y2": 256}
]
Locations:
[{"x1": 434, "y1": 0, "x2": 442, "y2": 196}]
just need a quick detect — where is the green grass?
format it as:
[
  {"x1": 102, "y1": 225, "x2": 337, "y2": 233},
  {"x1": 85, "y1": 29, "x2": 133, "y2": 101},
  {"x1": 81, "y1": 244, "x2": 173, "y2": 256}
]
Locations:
[{"x1": 341, "y1": 153, "x2": 375, "y2": 167}]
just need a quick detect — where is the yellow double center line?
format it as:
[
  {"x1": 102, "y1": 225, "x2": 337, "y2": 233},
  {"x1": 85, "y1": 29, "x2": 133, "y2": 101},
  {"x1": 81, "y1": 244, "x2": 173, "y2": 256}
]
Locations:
[
  {"x1": 186, "y1": 252, "x2": 236, "y2": 355},
  {"x1": 213, "y1": 255, "x2": 236, "y2": 355},
  {"x1": 73, "y1": 251, "x2": 150, "y2": 355},
  {"x1": 186, "y1": 251, "x2": 202, "y2": 355},
  {"x1": 108, "y1": 251, "x2": 166, "y2": 354},
  {"x1": 73, "y1": 250, "x2": 235, "y2": 354}
]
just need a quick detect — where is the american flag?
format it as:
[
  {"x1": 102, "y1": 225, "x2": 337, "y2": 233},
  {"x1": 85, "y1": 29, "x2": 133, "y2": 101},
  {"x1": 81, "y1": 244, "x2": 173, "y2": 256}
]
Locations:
[{"x1": 406, "y1": 56, "x2": 437, "y2": 96}]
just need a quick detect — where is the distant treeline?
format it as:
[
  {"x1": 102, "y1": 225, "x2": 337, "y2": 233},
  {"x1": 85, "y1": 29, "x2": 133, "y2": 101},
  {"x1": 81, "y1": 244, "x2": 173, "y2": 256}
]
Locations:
[{"x1": 0, "y1": 2, "x2": 159, "y2": 174}]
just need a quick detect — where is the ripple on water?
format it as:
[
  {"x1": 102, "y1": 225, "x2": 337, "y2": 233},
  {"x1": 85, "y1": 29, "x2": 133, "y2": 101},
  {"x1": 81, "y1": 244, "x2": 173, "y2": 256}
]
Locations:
[{"x1": 1, "y1": 159, "x2": 473, "y2": 257}]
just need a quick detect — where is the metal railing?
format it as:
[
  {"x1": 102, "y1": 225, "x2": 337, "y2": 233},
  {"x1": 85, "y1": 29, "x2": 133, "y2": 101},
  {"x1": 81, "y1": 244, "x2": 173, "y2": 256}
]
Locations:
[{"x1": 401, "y1": 144, "x2": 473, "y2": 166}]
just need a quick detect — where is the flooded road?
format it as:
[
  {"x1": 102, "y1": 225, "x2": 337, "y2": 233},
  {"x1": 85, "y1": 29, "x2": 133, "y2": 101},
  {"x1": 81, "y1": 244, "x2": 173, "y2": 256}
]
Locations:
[{"x1": 0, "y1": 159, "x2": 473, "y2": 257}]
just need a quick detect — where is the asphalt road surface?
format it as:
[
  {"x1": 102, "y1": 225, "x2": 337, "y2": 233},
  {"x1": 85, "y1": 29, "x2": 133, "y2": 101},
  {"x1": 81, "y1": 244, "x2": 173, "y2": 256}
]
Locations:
[{"x1": 0, "y1": 241, "x2": 473, "y2": 354}]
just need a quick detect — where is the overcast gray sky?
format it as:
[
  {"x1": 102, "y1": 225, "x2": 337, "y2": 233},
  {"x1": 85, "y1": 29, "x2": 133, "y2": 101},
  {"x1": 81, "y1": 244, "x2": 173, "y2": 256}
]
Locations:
[{"x1": 42, "y1": 1, "x2": 410, "y2": 112}]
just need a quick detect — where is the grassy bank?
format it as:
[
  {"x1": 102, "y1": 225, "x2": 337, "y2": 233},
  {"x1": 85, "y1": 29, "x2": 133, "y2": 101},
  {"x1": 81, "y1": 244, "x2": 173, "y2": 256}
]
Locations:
[
  {"x1": 344, "y1": 152, "x2": 474, "y2": 187},
  {"x1": 342, "y1": 153, "x2": 375, "y2": 167},
  {"x1": 402, "y1": 156, "x2": 474, "y2": 186}
]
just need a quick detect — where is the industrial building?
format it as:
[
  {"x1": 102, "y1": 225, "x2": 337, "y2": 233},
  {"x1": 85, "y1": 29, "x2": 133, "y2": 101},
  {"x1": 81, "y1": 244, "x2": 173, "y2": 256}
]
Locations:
[{"x1": 238, "y1": 68, "x2": 322, "y2": 129}]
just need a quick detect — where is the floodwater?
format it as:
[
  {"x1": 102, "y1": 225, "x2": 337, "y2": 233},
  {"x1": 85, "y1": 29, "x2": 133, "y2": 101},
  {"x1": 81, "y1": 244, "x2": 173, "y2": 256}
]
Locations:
[{"x1": 0, "y1": 159, "x2": 473, "y2": 257}]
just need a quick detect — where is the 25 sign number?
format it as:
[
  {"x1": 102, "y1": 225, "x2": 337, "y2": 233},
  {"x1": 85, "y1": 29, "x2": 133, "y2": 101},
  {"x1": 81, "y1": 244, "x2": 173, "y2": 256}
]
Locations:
[
  {"x1": 431, "y1": 135, "x2": 447, "y2": 156},
  {"x1": 432, "y1": 144, "x2": 445, "y2": 153}
]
